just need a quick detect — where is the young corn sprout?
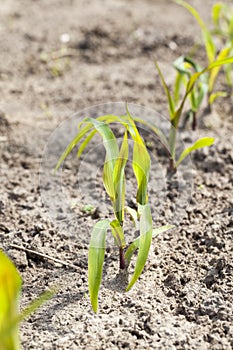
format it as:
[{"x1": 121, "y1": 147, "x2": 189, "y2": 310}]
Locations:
[
  {"x1": 0, "y1": 250, "x2": 54, "y2": 350},
  {"x1": 175, "y1": 0, "x2": 233, "y2": 109},
  {"x1": 173, "y1": 56, "x2": 208, "y2": 130},
  {"x1": 153, "y1": 56, "x2": 233, "y2": 172},
  {"x1": 212, "y1": 2, "x2": 233, "y2": 88},
  {"x1": 56, "y1": 108, "x2": 173, "y2": 312}
]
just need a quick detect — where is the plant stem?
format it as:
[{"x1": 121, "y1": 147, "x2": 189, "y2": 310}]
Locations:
[
  {"x1": 169, "y1": 125, "x2": 177, "y2": 161},
  {"x1": 192, "y1": 111, "x2": 197, "y2": 130},
  {"x1": 119, "y1": 247, "x2": 125, "y2": 270}
]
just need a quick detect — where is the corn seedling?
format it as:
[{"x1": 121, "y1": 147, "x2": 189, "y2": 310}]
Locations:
[
  {"x1": 0, "y1": 249, "x2": 54, "y2": 350},
  {"x1": 173, "y1": 55, "x2": 208, "y2": 130},
  {"x1": 153, "y1": 56, "x2": 233, "y2": 172},
  {"x1": 175, "y1": 0, "x2": 233, "y2": 108},
  {"x1": 56, "y1": 108, "x2": 174, "y2": 312},
  {"x1": 212, "y1": 2, "x2": 233, "y2": 88}
]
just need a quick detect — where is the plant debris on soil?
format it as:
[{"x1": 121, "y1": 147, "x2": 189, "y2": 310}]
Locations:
[{"x1": 0, "y1": 0, "x2": 233, "y2": 349}]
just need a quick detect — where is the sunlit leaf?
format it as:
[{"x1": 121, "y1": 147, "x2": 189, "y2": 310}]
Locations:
[
  {"x1": 155, "y1": 61, "x2": 175, "y2": 120},
  {"x1": 176, "y1": 137, "x2": 215, "y2": 167},
  {"x1": 125, "y1": 224, "x2": 175, "y2": 267},
  {"x1": 77, "y1": 129, "x2": 97, "y2": 157},
  {"x1": 55, "y1": 122, "x2": 93, "y2": 171},
  {"x1": 110, "y1": 220, "x2": 126, "y2": 248},
  {"x1": 126, "y1": 204, "x2": 153, "y2": 291},
  {"x1": 112, "y1": 131, "x2": 128, "y2": 223},
  {"x1": 209, "y1": 91, "x2": 228, "y2": 104},
  {"x1": 175, "y1": 0, "x2": 216, "y2": 63},
  {"x1": 88, "y1": 220, "x2": 109, "y2": 313},
  {"x1": 0, "y1": 250, "x2": 21, "y2": 350},
  {"x1": 208, "y1": 45, "x2": 232, "y2": 93},
  {"x1": 173, "y1": 56, "x2": 233, "y2": 128},
  {"x1": 126, "y1": 107, "x2": 151, "y2": 205},
  {"x1": 133, "y1": 116, "x2": 170, "y2": 154},
  {"x1": 83, "y1": 118, "x2": 119, "y2": 199},
  {"x1": 212, "y1": 3, "x2": 223, "y2": 27},
  {"x1": 125, "y1": 206, "x2": 139, "y2": 229}
]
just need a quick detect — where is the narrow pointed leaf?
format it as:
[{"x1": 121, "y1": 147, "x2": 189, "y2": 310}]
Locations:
[
  {"x1": 125, "y1": 206, "x2": 139, "y2": 229},
  {"x1": 55, "y1": 122, "x2": 93, "y2": 171},
  {"x1": 212, "y1": 3, "x2": 223, "y2": 27},
  {"x1": 126, "y1": 204, "x2": 153, "y2": 291},
  {"x1": 88, "y1": 220, "x2": 109, "y2": 313},
  {"x1": 209, "y1": 91, "x2": 228, "y2": 104},
  {"x1": 175, "y1": 0, "x2": 216, "y2": 63},
  {"x1": 77, "y1": 129, "x2": 97, "y2": 157},
  {"x1": 125, "y1": 224, "x2": 175, "y2": 266},
  {"x1": 174, "y1": 57, "x2": 233, "y2": 127},
  {"x1": 126, "y1": 107, "x2": 151, "y2": 205},
  {"x1": 208, "y1": 45, "x2": 232, "y2": 93},
  {"x1": 133, "y1": 116, "x2": 170, "y2": 152},
  {"x1": 83, "y1": 118, "x2": 119, "y2": 199},
  {"x1": 112, "y1": 131, "x2": 128, "y2": 223},
  {"x1": 110, "y1": 220, "x2": 126, "y2": 248},
  {"x1": 0, "y1": 250, "x2": 22, "y2": 350},
  {"x1": 155, "y1": 61, "x2": 175, "y2": 119},
  {"x1": 176, "y1": 137, "x2": 215, "y2": 167}
]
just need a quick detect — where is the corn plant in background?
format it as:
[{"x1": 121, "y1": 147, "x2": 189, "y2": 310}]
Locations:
[
  {"x1": 175, "y1": 0, "x2": 233, "y2": 109},
  {"x1": 56, "y1": 108, "x2": 173, "y2": 312},
  {"x1": 153, "y1": 55, "x2": 233, "y2": 172},
  {"x1": 0, "y1": 250, "x2": 54, "y2": 350},
  {"x1": 173, "y1": 55, "x2": 208, "y2": 130},
  {"x1": 212, "y1": 2, "x2": 233, "y2": 88}
]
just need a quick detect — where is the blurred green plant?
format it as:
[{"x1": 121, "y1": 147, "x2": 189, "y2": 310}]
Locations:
[
  {"x1": 212, "y1": 2, "x2": 233, "y2": 87},
  {"x1": 0, "y1": 250, "x2": 54, "y2": 350},
  {"x1": 56, "y1": 107, "x2": 174, "y2": 312},
  {"x1": 153, "y1": 55, "x2": 233, "y2": 171},
  {"x1": 175, "y1": 0, "x2": 233, "y2": 108},
  {"x1": 173, "y1": 55, "x2": 208, "y2": 130}
]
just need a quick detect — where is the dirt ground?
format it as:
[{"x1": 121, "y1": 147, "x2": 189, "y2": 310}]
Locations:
[{"x1": 0, "y1": 0, "x2": 233, "y2": 349}]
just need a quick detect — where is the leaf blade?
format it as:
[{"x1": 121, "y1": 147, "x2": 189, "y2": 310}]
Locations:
[
  {"x1": 126, "y1": 204, "x2": 153, "y2": 291},
  {"x1": 176, "y1": 137, "x2": 215, "y2": 167},
  {"x1": 88, "y1": 220, "x2": 109, "y2": 313},
  {"x1": 0, "y1": 250, "x2": 22, "y2": 350},
  {"x1": 125, "y1": 224, "x2": 175, "y2": 266},
  {"x1": 155, "y1": 61, "x2": 175, "y2": 119}
]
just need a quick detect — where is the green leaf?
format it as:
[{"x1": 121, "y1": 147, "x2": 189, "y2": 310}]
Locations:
[
  {"x1": 125, "y1": 206, "x2": 139, "y2": 229},
  {"x1": 176, "y1": 137, "x2": 215, "y2": 167},
  {"x1": 174, "y1": 71, "x2": 185, "y2": 106},
  {"x1": 0, "y1": 250, "x2": 22, "y2": 350},
  {"x1": 126, "y1": 107, "x2": 151, "y2": 205},
  {"x1": 173, "y1": 56, "x2": 233, "y2": 128},
  {"x1": 209, "y1": 91, "x2": 228, "y2": 104},
  {"x1": 155, "y1": 61, "x2": 175, "y2": 120},
  {"x1": 173, "y1": 56, "x2": 208, "y2": 111},
  {"x1": 110, "y1": 220, "x2": 126, "y2": 248},
  {"x1": 175, "y1": 0, "x2": 216, "y2": 63},
  {"x1": 83, "y1": 118, "x2": 119, "y2": 199},
  {"x1": 133, "y1": 116, "x2": 170, "y2": 154},
  {"x1": 112, "y1": 131, "x2": 128, "y2": 223},
  {"x1": 55, "y1": 122, "x2": 93, "y2": 171},
  {"x1": 126, "y1": 204, "x2": 153, "y2": 291},
  {"x1": 212, "y1": 3, "x2": 223, "y2": 27},
  {"x1": 124, "y1": 224, "x2": 175, "y2": 266},
  {"x1": 88, "y1": 220, "x2": 109, "y2": 313},
  {"x1": 208, "y1": 45, "x2": 232, "y2": 93},
  {"x1": 1, "y1": 289, "x2": 55, "y2": 348},
  {"x1": 77, "y1": 129, "x2": 97, "y2": 157}
]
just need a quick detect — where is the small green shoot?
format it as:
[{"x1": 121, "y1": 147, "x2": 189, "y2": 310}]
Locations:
[
  {"x1": 56, "y1": 108, "x2": 174, "y2": 312},
  {"x1": 0, "y1": 250, "x2": 55, "y2": 350},
  {"x1": 153, "y1": 56, "x2": 233, "y2": 172},
  {"x1": 175, "y1": 0, "x2": 233, "y2": 104}
]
